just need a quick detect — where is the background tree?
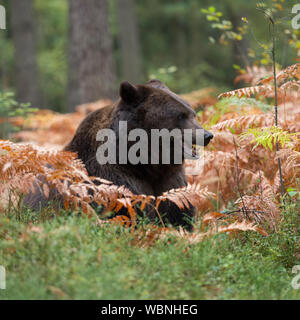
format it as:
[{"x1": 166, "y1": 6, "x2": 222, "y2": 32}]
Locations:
[
  {"x1": 116, "y1": 0, "x2": 142, "y2": 84},
  {"x1": 10, "y1": 0, "x2": 40, "y2": 107},
  {"x1": 68, "y1": 0, "x2": 116, "y2": 111},
  {"x1": 67, "y1": 2, "x2": 79, "y2": 112},
  {"x1": 0, "y1": 0, "x2": 297, "y2": 112}
]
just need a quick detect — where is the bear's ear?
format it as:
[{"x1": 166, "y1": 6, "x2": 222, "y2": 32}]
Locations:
[
  {"x1": 147, "y1": 79, "x2": 170, "y2": 91},
  {"x1": 119, "y1": 81, "x2": 140, "y2": 105}
]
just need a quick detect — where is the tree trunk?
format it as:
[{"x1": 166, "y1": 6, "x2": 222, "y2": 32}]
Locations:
[
  {"x1": 116, "y1": 0, "x2": 142, "y2": 84},
  {"x1": 67, "y1": 5, "x2": 80, "y2": 112},
  {"x1": 68, "y1": 0, "x2": 116, "y2": 112},
  {"x1": 10, "y1": 0, "x2": 40, "y2": 107},
  {"x1": 227, "y1": 5, "x2": 249, "y2": 68}
]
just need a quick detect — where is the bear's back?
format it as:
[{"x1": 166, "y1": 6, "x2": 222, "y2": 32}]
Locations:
[{"x1": 65, "y1": 104, "x2": 116, "y2": 161}]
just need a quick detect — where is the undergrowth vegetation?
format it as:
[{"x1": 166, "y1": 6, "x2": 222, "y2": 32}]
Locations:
[{"x1": 0, "y1": 199, "x2": 299, "y2": 299}]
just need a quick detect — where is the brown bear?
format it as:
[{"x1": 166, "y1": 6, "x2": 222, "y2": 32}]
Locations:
[{"x1": 64, "y1": 80, "x2": 213, "y2": 229}]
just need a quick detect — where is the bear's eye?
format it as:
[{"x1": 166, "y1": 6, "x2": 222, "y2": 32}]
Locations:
[{"x1": 178, "y1": 113, "x2": 187, "y2": 121}]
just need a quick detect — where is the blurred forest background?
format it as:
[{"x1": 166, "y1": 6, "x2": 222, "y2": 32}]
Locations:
[{"x1": 0, "y1": 0, "x2": 298, "y2": 113}]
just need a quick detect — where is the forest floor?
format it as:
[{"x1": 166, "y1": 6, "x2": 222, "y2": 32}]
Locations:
[{"x1": 0, "y1": 201, "x2": 299, "y2": 300}]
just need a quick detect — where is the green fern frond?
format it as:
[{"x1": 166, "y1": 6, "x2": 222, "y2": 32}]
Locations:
[{"x1": 240, "y1": 127, "x2": 298, "y2": 151}]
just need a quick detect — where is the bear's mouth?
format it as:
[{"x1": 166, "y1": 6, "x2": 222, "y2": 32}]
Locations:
[{"x1": 183, "y1": 143, "x2": 200, "y2": 160}]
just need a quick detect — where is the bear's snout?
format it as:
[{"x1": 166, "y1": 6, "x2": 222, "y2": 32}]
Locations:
[{"x1": 204, "y1": 131, "x2": 214, "y2": 146}]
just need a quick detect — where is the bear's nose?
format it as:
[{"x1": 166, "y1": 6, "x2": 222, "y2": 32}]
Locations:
[{"x1": 204, "y1": 132, "x2": 214, "y2": 141}]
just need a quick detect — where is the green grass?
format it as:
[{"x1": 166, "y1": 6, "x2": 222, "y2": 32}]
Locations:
[{"x1": 0, "y1": 200, "x2": 300, "y2": 300}]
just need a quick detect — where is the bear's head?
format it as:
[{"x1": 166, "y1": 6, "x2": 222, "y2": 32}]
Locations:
[{"x1": 114, "y1": 79, "x2": 213, "y2": 163}]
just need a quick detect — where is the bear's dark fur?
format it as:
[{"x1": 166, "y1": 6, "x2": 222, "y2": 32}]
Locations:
[{"x1": 64, "y1": 80, "x2": 213, "y2": 229}]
